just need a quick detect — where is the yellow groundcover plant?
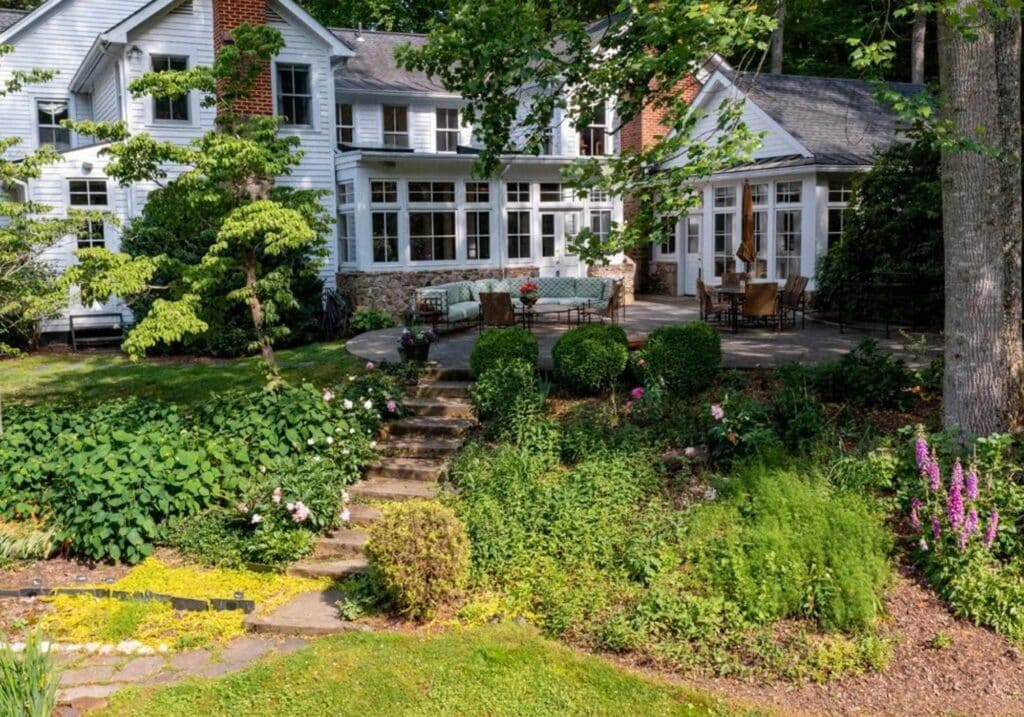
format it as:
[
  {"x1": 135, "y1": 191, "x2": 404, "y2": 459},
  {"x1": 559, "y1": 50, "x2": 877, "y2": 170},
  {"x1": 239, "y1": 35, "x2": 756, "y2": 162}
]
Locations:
[{"x1": 41, "y1": 558, "x2": 328, "y2": 650}]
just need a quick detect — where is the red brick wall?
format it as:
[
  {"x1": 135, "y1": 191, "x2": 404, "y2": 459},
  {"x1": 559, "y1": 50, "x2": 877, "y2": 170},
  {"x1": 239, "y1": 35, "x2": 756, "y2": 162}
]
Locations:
[
  {"x1": 620, "y1": 76, "x2": 702, "y2": 295},
  {"x1": 212, "y1": 0, "x2": 273, "y2": 116}
]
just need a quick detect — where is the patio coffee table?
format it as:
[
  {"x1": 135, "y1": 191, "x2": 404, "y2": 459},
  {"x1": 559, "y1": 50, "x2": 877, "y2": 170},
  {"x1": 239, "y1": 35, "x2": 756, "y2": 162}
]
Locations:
[{"x1": 516, "y1": 304, "x2": 579, "y2": 330}]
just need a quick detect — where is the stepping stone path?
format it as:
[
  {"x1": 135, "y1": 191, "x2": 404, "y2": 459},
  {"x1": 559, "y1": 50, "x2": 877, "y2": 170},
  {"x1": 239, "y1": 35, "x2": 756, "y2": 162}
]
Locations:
[
  {"x1": 54, "y1": 636, "x2": 309, "y2": 714},
  {"x1": 245, "y1": 372, "x2": 475, "y2": 636}
]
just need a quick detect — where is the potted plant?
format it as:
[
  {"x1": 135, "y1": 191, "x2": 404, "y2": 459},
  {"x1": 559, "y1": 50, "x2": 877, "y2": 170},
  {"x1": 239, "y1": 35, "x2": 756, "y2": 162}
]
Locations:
[
  {"x1": 519, "y1": 281, "x2": 540, "y2": 308},
  {"x1": 398, "y1": 327, "x2": 439, "y2": 363}
]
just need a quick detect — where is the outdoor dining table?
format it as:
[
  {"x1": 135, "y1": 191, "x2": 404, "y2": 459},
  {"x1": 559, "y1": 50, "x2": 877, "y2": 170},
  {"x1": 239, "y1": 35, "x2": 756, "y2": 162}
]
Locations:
[
  {"x1": 515, "y1": 303, "x2": 579, "y2": 330},
  {"x1": 715, "y1": 281, "x2": 775, "y2": 333}
]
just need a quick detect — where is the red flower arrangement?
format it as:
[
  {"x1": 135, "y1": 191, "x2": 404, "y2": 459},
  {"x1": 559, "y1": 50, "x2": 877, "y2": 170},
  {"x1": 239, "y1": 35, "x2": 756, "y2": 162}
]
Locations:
[{"x1": 519, "y1": 282, "x2": 539, "y2": 297}]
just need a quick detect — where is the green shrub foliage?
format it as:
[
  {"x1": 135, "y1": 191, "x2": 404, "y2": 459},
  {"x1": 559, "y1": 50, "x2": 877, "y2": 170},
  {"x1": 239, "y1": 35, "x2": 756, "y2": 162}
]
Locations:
[
  {"x1": 812, "y1": 339, "x2": 914, "y2": 410},
  {"x1": 643, "y1": 322, "x2": 721, "y2": 397},
  {"x1": 552, "y1": 324, "x2": 628, "y2": 395},
  {"x1": 469, "y1": 358, "x2": 539, "y2": 421},
  {"x1": 0, "y1": 632, "x2": 59, "y2": 717},
  {"x1": 366, "y1": 501, "x2": 471, "y2": 620},
  {"x1": 0, "y1": 379, "x2": 391, "y2": 563},
  {"x1": 814, "y1": 139, "x2": 943, "y2": 327},
  {"x1": 350, "y1": 308, "x2": 398, "y2": 333},
  {"x1": 470, "y1": 328, "x2": 538, "y2": 377}
]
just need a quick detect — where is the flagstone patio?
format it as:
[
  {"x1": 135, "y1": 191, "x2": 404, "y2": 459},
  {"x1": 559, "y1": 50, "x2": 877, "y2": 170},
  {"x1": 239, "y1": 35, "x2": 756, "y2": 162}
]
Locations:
[{"x1": 346, "y1": 296, "x2": 941, "y2": 372}]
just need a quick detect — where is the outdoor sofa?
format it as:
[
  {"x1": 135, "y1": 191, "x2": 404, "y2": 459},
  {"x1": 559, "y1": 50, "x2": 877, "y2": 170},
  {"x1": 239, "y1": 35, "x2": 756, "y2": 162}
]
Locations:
[{"x1": 414, "y1": 276, "x2": 617, "y2": 328}]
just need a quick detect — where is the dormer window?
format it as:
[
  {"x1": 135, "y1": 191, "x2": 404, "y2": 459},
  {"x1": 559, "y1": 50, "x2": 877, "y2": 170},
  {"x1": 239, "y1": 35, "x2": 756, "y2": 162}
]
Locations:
[
  {"x1": 382, "y1": 105, "x2": 409, "y2": 147},
  {"x1": 336, "y1": 103, "x2": 354, "y2": 146},
  {"x1": 276, "y1": 64, "x2": 312, "y2": 126},
  {"x1": 579, "y1": 103, "x2": 608, "y2": 156},
  {"x1": 435, "y1": 108, "x2": 459, "y2": 152},
  {"x1": 37, "y1": 100, "x2": 70, "y2": 150},
  {"x1": 152, "y1": 55, "x2": 190, "y2": 122}
]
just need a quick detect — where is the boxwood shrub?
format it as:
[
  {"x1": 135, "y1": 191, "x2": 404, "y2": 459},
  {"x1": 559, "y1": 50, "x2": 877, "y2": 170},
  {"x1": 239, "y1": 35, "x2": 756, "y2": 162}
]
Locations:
[
  {"x1": 552, "y1": 324, "x2": 629, "y2": 395},
  {"x1": 470, "y1": 327, "x2": 538, "y2": 377},
  {"x1": 643, "y1": 322, "x2": 721, "y2": 396}
]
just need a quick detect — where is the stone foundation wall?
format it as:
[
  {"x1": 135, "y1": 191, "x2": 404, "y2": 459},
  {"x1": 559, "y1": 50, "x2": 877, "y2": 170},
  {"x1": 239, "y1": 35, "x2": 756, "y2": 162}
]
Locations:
[
  {"x1": 587, "y1": 257, "x2": 637, "y2": 305},
  {"x1": 338, "y1": 261, "x2": 638, "y2": 316},
  {"x1": 646, "y1": 261, "x2": 679, "y2": 296}
]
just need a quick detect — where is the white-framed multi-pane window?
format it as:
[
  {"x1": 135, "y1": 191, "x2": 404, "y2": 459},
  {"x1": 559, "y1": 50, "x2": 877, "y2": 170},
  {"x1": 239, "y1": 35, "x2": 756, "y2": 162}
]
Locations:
[
  {"x1": 466, "y1": 210, "x2": 490, "y2": 260},
  {"x1": 68, "y1": 179, "x2": 108, "y2": 249},
  {"x1": 579, "y1": 103, "x2": 608, "y2": 156},
  {"x1": 371, "y1": 212, "x2": 399, "y2": 263},
  {"x1": 589, "y1": 188, "x2": 610, "y2": 203},
  {"x1": 408, "y1": 181, "x2": 455, "y2": 203},
  {"x1": 37, "y1": 99, "x2": 71, "y2": 150},
  {"x1": 382, "y1": 105, "x2": 409, "y2": 147},
  {"x1": 659, "y1": 228, "x2": 676, "y2": 256},
  {"x1": 370, "y1": 179, "x2": 398, "y2": 204},
  {"x1": 506, "y1": 182, "x2": 530, "y2": 203},
  {"x1": 748, "y1": 182, "x2": 769, "y2": 278},
  {"x1": 465, "y1": 181, "x2": 490, "y2": 203},
  {"x1": 541, "y1": 213, "x2": 556, "y2": 257},
  {"x1": 589, "y1": 210, "x2": 611, "y2": 243},
  {"x1": 435, "y1": 108, "x2": 459, "y2": 152},
  {"x1": 337, "y1": 180, "x2": 354, "y2": 206},
  {"x1": 151, "y1": 55, "x2": 190, "y2": 122},
  {"x1": 336, "y1": 103, "x2": 354, "y2": 146},
  {"x1": 827, "y1": 179, "x2": 853, "y2": 249},
  {"x1": 337, "y1": 180, "x2": 355, "y2": 266},
  {"x1": 507, "y1": 210, "x2": 531, "y2": 259},
  {"x1": 410, "y1": 211, "x2": 456, "y2": 262},
  {"x1": 275, "y1": 63, "x2": 312, "y2": 126},
  {"x1": 713, "y1": 186, "x2": 736, "y2": 277},
  {"x1": 775, "y1": 181, "x2": 803, "y2": 280},
  {"x1": 539, "y1": 183, "x2": 565, "y2": 202}
]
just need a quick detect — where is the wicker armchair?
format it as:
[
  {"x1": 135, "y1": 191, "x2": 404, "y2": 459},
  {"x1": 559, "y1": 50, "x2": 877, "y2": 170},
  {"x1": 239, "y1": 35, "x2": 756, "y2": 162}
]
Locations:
[
  {"x1": 478, "y1": 292, "x2": 516, "y2": 330},
  {"x1": 697, "y1": 279, "x2": 728, "y2": 324},
  {"x1": 720, "y1": 271, "x2": 746, "y2": 289},
  {"x1": 582, "y1": 283, "x2": 621, "y2": 324},
  {"x1": 741, "y1": 282, "x2": 781, "y2": 331}
]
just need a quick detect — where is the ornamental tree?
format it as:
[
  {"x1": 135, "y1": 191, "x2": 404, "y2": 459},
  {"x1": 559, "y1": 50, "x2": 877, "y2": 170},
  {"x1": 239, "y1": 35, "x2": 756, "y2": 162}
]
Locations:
[
  {"x1": 64, "y1": 24, "x2": 328, "y2": 381},
  {"x1": 397, "y1": 1, "x2": 775, "y2": 263},
  {"x1": 0, "y1": 44, "x2": 88, "y2": 352}
]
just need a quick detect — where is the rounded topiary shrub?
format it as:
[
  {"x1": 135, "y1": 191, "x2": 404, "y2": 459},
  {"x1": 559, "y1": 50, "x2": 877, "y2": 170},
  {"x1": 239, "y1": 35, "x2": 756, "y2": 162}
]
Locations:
[
  {"x1": 470, "y1": 357, "x2": 538, "y2": 420},
  {"x1": 366, "y1": 500, "x2": 470, "y2": 620},
  {"x1": 552, "y1": 324, "x2": 629, "y2": 395},
  {"x1": 644, "y1": 322, "x2": 722, "y2": 396},
  {"x1": 470, "y1": 327, "x2": 538, "y2": 377}
]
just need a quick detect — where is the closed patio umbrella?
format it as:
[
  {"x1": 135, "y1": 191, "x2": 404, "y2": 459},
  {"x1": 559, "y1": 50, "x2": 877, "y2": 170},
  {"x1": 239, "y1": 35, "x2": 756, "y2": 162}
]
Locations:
[{"x1": 737, "y1": 180, "x2": 757, "y2": 268}]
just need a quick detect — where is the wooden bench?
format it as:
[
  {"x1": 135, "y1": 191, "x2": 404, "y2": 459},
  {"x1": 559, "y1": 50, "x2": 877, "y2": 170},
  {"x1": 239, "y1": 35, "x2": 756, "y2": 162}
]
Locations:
[{"x1": 69, "y1": 313, "x2": 125, "y2": 351}]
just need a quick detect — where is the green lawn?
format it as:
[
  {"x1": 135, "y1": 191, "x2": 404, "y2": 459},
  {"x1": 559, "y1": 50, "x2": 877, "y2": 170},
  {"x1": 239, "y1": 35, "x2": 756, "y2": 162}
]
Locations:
[
  {"x1": 100, "y1": 624, "x2": 750, "y2": 717},
  {"x1": 0, "y1": 342, "x2": 363, "y2": 406}
]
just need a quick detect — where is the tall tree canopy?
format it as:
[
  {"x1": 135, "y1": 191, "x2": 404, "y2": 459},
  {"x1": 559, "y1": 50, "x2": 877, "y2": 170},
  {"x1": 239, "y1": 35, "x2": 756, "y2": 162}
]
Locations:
[
  {"x1": 298, "y1": 0, "x2": 446, "y2": 32},
  {"x1": 399, "y1": 1, "x2": 775, "y2": 261}
]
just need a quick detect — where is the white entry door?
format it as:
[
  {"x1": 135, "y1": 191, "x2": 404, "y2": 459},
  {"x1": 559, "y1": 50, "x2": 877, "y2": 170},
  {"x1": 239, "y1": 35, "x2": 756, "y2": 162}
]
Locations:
[
  {"x1": 538, "y1": 211, "x2": 584, "y2": 278},
  {"x1": 681, "y1": 214, "x2": 702, "y2": 295}
]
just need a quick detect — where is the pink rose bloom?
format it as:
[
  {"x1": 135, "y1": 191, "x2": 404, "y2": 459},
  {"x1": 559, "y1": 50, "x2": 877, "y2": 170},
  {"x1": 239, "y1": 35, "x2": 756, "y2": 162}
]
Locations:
[
  {"x1": 340, "y1": 508, "x2": 351, "y2": 523},
  {"x1": 290, "y1": 501, "x2": 310, "y2": 523},
  {"x1": 365, "y1": 362, "x2": 375, "y2": 370},
  {"x1": 236, "y1": 503, "x2": 248, "y2": 514},
  {"x1": 684, "y1": 446, "x2": 697, "y2": 458},
  {"x1": 271, "y1": 487, "x2": 281, "y2": 505},
  {"x1": 630, "y1": 387, "x2": 645, "y2": 400},
  {"x1": 711, "y1": 404, "x2": 725, "y2": 421},
  {"x1": 637, "y1": 358, "x2": 646, "y2": 367},
  {"x1": 322, "y1": 389, "x2": 335, "y2": 402},
  {"x1": 250, "y1": 514, "x2": 262, "y2": 525},
  {"x1": 386, "y1": 400, "x2": 398, "y2": 413},
  {"x1": 624, "y1": 400, "x2": 634, "y2": 410}
]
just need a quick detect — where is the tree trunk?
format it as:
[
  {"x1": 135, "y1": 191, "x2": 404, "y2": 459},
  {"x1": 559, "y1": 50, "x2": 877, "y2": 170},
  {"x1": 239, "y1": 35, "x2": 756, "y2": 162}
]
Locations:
[
  {"x1": 939, "y1": 1, "x2": 1024, "y2": 437},
  {"x1": 771, "y1": 0, "x2": 785, "y2": 74},
  {"x1": 243, "y1": 250, "x2": 281, "y2": 383},
  {"x1": 911, "y1": 11, "x2": 927, "y2": 84}
]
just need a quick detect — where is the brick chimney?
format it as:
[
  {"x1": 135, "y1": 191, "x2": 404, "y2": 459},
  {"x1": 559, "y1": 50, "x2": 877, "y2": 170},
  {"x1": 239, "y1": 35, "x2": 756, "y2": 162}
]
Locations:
[
  {"x1": 619, "y1": 76, "x2": 702, "y2": 295},
  {"x1": 212, "y1": 0, "x2": 273, "y2": 116}
]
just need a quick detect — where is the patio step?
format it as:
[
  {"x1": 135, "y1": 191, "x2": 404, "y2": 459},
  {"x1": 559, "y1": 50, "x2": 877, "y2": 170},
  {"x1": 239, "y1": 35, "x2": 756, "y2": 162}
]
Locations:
[
  {"x1": 287, "y1": 557, "x2": 369, "y2": 580},
  {"x1": 410, "y1": 381, "x2": 472, "y2": 399},
  {"x1": 387, "y1": 416, "x2": 475, "y2": 439},
  {"x1": 348, "y1": 477, "x2": 438, "y2": 502},
  {"x1": 313, "y1": 528, "x2": 370, "y2": 559},
  {"x1": 382, "y1": 437, "x2": 465, "y2": 458},
  {"x1": 404, "y1": 397, "x2": 475, "y2": 419},
  {"x1": 419, "y1": 365, "x2": 473, "y2": 382},
  {"x1": 365, "y1": 457, "x2": 449, "y2": 483}
]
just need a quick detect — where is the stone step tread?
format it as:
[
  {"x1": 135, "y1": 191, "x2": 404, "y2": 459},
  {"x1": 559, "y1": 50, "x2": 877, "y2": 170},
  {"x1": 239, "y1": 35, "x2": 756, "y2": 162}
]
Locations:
[
  {"x1": 349, "y1": 477, "x2": 438, "y2": 501},
  {"x1": 286, "y1": 557, "x2": 369, "y2": 580},
  {"x1": 402, "y1": 397, "x2": 475, "y2": 417},
  {"x1": 368, "y1": 457, "x2": 449, "y2": 473},
  {"x1": 411, "y1": 381, "x2": 473, "y2": 398},
  {"x1": 383, "y1": 437, "x2": 465, "y2": 456},
  {"x1": 403, "y1": 396, "x2": 474, "y2": 408},
  {"x1": 389, "y1": 417, "x2": 475, "y2": 433},
  {"x1": 245, "y1": 590, "x2": 373, "y2": 637},
  {"x1": 345, "y1": 504, "x2": 382, "y2": 525},
  {"x1": 319, "y1": 528, "x2": 370, "y2": 546}
]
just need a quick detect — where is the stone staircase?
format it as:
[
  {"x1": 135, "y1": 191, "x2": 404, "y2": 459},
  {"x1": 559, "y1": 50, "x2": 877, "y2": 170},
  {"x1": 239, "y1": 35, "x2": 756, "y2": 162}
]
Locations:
[{"x1": 282, "y1": 376, "x2": 474, "y2": 584}]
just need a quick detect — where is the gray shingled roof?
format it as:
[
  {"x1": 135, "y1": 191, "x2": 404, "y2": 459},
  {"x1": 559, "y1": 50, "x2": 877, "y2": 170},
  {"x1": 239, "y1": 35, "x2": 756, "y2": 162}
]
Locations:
[
  {"x1": 0, "y1": 8, "x2": 28, "y2": 33},
  {"x1": 730, "y1": 72, "x2": 924, "y2": 164},
  {"x1": 332, "y1": 29, "x2": 452, "y2": 95}
]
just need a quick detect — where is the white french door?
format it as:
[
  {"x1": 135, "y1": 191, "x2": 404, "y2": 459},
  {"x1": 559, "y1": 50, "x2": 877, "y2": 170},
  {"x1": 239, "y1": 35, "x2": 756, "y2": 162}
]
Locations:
[
  {"x1": 681, "y1": 215, "x2": 702, "y2": 295},
  {"x1": 538, "y1": 211, "x2": 583, "y2": 277}
]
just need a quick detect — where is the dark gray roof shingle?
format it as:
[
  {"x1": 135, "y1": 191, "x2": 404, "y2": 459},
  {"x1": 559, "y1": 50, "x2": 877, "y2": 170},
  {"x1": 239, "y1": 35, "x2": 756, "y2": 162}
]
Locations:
[
  {"x1": 0, "y1": 8, "x2": 28, "y2": 34},
  {"x1": 730, "y1": 72, "x2": 924, "y2": 164},
  {"x1": 331, "y1": 29, "x2": 452, "y2": 95}
]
